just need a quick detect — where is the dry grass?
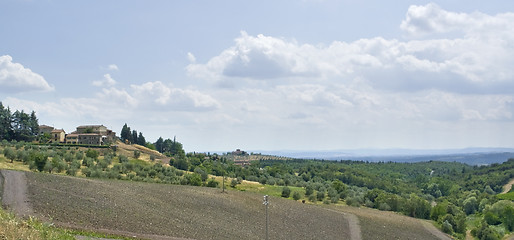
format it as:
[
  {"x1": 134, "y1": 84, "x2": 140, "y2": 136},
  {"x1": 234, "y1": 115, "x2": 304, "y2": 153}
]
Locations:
[
  {"x1": 0, "y1": 155, "x2": 30, "y2": 171},
  {"x1": 26, "y1": 172, "x2": 351, "y2": 240},
  {"x1": 115, "y1": 141, "x2": 168, "y2": 164},
  {"x1": 0, "y1": 204, "x2": 75, "y2": 240}
]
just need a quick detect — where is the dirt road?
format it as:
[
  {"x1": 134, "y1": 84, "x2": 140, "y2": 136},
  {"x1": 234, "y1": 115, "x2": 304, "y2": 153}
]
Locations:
[
  {"x1": 0, "y1": 169, "x2": 33, "y2": 218},
  {"x1": 324, "y1": 207, "x2": 362, "y2": 240},
  {"x1": 502, "y1": 178, "x2": 514, "y2": 194},
  {"x1": 421, "y1": 220, "x2": 452, "y2": 240}
]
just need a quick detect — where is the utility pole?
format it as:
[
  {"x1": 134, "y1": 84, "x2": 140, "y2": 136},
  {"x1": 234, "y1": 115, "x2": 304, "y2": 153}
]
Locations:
[
  {"x1": 222, "y1": 162, "x2": 226, "y2": 193},
  {"x1": 222, "y1": 171, "x2": 226, "y2": 193},
  {"x1": 263, "y1": 195, "x2": 270, "y2": 240}
]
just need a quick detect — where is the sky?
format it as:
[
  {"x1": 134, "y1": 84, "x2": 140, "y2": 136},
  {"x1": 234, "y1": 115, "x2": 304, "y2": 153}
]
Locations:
[{"x1": 1, "y1": 0, "x2": 514, "y2": 152}]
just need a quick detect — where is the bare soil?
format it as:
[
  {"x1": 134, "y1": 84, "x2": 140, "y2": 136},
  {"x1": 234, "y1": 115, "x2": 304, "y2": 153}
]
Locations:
[
  {"x1": 324, "y1": 207, "x2": 362, "y2": 240},
  {"x1": 24, "y1": 172, "x2": 352, "y2": 240},
  {"x1": 2, "y1": 169, "x2": 451, "y2": 240},
  {"x1": 326, "y1": 205, "x2": 450, "y2": 240},
  {"x1": 502, "y1": 178, "x2": 514, "y2": 194}
]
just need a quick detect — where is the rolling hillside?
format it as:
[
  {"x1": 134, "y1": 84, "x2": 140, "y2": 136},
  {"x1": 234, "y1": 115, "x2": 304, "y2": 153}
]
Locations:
[{"x1": 12, "y1": 171, "x2": 447, "y2": 240}]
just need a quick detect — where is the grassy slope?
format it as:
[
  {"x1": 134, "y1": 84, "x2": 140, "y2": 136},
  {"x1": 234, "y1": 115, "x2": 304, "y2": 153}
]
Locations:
[{"x1": 26, "y1": 172, "x2": 350, "y2": 240}]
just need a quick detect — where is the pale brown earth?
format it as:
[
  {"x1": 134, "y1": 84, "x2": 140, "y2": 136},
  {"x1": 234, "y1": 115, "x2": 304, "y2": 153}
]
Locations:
[
  {"x1": 2, "y1": 169, "x2": 452, "y2": 240},
  {"x1": 23, "y1": 171, "x2": 353, "y2": 240},
  {"x1": 326, "y1": 205, "x2": 451, "y2": 240},
  {"x1": 502, "y1": 178, "x2": 514, "y2": 194}
]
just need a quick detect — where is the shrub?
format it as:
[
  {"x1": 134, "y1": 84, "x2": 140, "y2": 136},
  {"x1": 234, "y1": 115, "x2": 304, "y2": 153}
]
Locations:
[
  {"x1": 85, "y1": 149, "x2": 99, "y2": 160},
  {"x1": 189, "y1": 174, "x2": 202, "y2": 186},
  {"x1": 484, "y1": 212, "x2": 501, "y2": 225},
  {"x1": 442, "y1": 220, "x2": 453, "y2": 234},
  {"x1": 230, "y1": 178, "x2": 238, "y2": 188},
  {"x1": 502, "y1": 205, "x2": 514, "y2": 231},
  {"x1": 281, "y1": 186, "x2": 291, "y2": 198},
  {"x1": 33, "y1": 152, "x2": 48, "y2": 172},
  {"x1": 305, "y1": 185, "x2": 314, "y2": 196},
  {"x1": 119, "y1": 155, "x2": 128, "y2": 163},
  {"x1": 316, "y1": 191, "x2": 325, "y2": 201},
  {"x1": 292, "y1": 191, "x2": 301, "y2": 201},
  {"x1": 133, "y1": 150, "x2": 141, "y2": 159},
  {"x1": 346, "y1": 197, "x2": 361, "y2": 207},
  {"x1": 378, "y1": 203, "x2": 391, "y2": 211},
  {"x1": 206, "y1": 178, "x2": 218, "y2": 188},
  {"x1": 66, "y1": 167, "x2": 78, "y2": 176}
]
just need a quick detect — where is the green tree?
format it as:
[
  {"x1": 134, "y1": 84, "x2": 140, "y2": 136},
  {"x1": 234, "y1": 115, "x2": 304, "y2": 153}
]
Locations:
[
  {"x1": 484, "y1": 212, "x2": 501, "y2": 225},
  {"x1": 120, "y1": 123, "x2": 131, "y2": 143},
  {"x1": 430, "y1": 203, "x2": 447, "y2": 221},
  {"x1": 292, "y1": 191, "x2": 301, "y2": 201},
  {"x1": 137, "y1": 132, "x2": 145, "y2": 145},
  {"x1": 316, "y1": 190, "x2": 325, "y2": 201},
  {"x1": 281, "y1": 186, "x2": 291, "y2": 198},
  {"x1": 133, "y1": 150, "x2": 141, "y2": 159},
  {"x1": 502, "y1": 205, "x2": 514, "y2": 231},
  {"x1": 332, "y1": 180, "x2": 347, "y2": 194},
  {"x1": 0, "y1": 102, "x2": 12, "y2": 140},
  {"x1": 154, "y1": 137, "x2": 164, "y2": 153},
  {"x1": 442, "y1": 220, "x2": 453, "y2": 234},
  {"x1": 189, "y1": 173, "x2": 202, "y2": 186},
  {"x1": 86, "y1": 149, "x2": 99, "y2": 160},
  {"x1": 230, "y1": 178, "x2": 239, "y2": 188},
  {"x1": 118, "y1": 155, "x2": 128, "y2": 163},
  {"x1": 172, "y1": 157, "x2": 189, "y2": 171},
  {"x1": 206, "y1": 178, "x2": 218, "y2": 187},
  {"x1": 131, "y1": 130, "x2": 138, "y2": 144},
  {"x1": 3, "y1": 147, "x2": 16, "y2": 162},
  {"x1": 33, "y1": 152, "x2": 48, "y2": 172},
  {"x1": 463, "y1": 196, "x2": 478, "y2": 215},
  {"x1": 11, "y1": 110, "x2": 37, "y2": 141},
  {"x1": 305, "y1": 185, "x2": 314, "y2": 196},
  {"x1": 404, "y1": 194, "x2": 431, "y2": 219}
]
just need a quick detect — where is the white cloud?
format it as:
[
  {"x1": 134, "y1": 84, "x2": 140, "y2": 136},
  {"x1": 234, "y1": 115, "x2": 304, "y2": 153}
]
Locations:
[
  {"x1": 108, "y1": 64, "x2": 119, "y2": 71},
  {"x1": 187, "y1": 52, "x2": 196, "y2": 63},
  {"x1": 130, "y1": 81, "x2": 220, "y2": 111},
  {"x1": 187, "y1": 5, "x2": 514, "y2": 94},
  {"x1": 0, "y1": 55, "x2": 54, "y2": 93},
  {"x1": 400, "y1": 3, "x2": 514, "y2": 38},
  {"x1": 92, "y1": 74, "x2": 117, "y2": 87},
  {"x1": 277, "y1": 84, "x2": 353, "y2": 107}
]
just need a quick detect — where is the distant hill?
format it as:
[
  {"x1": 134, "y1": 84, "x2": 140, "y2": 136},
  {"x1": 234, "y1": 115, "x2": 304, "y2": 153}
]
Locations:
[{"x1": 258, "y1": 148, "x2": 514, "y2": 165}]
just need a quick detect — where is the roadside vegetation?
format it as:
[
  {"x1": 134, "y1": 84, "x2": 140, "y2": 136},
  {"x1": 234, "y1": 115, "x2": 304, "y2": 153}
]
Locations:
[{"x1": 0, "y1": 207, "x2": 75, "y2": 240}]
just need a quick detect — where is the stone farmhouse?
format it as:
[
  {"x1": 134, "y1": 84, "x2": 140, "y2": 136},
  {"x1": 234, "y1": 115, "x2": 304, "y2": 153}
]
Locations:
[
  {"x1": 39, "y1": 125, "x2": 66, "y2": 143},
  {"x1": 38, "y1": 124, "x2": 116, "y2": 145}
]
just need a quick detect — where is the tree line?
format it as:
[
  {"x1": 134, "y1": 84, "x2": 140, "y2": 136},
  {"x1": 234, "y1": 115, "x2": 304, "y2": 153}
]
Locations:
[
  {"x1": 120, "y1": 123, "x2": 185, "y2": 161},
  {"x1": 0, "y1": 102, "x2": 39, "y2": 142}
]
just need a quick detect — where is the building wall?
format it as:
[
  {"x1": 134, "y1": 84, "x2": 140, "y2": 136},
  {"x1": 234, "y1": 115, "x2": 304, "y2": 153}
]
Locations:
[
  {"x1": 39, "y1": 125, "x2": 54, "y2": 135},
  {"x1": 51, "y1": 130, "x2": 65, "y2": 143}
]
